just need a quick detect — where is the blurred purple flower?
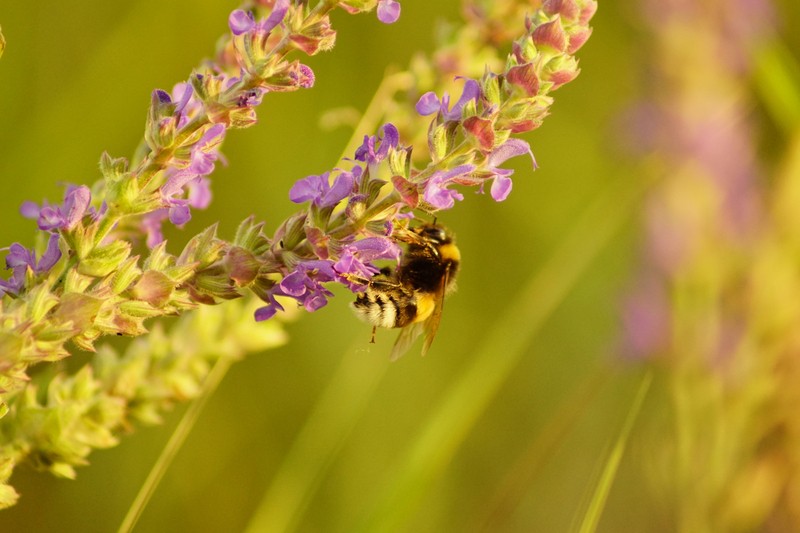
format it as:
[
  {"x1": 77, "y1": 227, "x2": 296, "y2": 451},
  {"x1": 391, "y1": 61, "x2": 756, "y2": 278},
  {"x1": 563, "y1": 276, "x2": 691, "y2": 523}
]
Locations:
[
  {"x1": 377, "y1": 0, "x2": 401, "y2": 24},
  {"x1": 21, "y1": 185, "x2": 92, "y2": 232},
  {"x1": 621, "y1": 274, "x2": 670, "y2": 358},
  {"x1": 415, "y1": 79, "x2": 481, "y2": 121}
]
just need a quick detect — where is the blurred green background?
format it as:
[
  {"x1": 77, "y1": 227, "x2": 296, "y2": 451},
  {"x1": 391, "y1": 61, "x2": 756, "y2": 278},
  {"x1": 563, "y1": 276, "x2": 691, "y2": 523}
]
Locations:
[{"x1": 0, "y1": 1, "x2": 797, "y2": 532}]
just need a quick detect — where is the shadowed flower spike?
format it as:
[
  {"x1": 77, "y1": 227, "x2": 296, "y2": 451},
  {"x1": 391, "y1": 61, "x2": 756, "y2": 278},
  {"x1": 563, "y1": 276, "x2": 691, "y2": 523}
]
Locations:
[
  {"x1": 415, "y1": 79, "x2": 482, "y2": 121},
  {"x1": 377, "y1": 0, "x2": 401, "y2": 24},
  {"x1": 423, "y1": 164, "x2": 477, "y2": 209},
  {"x1": 289, "y1": 171, "x2": 355, "y2": 208}
]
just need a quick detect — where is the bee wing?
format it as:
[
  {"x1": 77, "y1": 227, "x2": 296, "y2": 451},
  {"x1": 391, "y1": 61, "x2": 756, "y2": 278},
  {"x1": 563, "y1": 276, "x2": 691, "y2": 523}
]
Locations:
[
  {"x1": 390, "y1": 322, "x2": 425, "y2": 361},
  {"x1": 419, "y1": 280, "x2": 447, "y2": 358}
]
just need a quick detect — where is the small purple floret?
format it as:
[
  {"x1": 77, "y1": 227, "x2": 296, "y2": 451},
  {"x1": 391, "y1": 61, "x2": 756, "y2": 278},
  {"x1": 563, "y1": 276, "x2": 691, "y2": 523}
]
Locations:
[
  {"x1": 229, "y1": 10, "x2": 255, "y2": 35},
  {"x1": 0, "y1": 234, "x2": 62, "y2": 296},
  {"x1": 377, "y1": 0, "x2": 401, "y2": 24},
  {"x1": 289, "y1": 171, "x2": 354, "y2": 208},
  {"x1": 414, "y1": 79, "x2": 481, "y2": 121},
  {"x1": 423, "y1": 164, "x2": 475, "y2": 210}
]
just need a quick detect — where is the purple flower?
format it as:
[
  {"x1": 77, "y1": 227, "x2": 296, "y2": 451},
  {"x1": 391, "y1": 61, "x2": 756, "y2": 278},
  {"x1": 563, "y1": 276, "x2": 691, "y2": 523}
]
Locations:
[
  {"x1": 483, "y1": 139, "x2": 537, "y2": 202},
  {"x1": 0, "y1": 234, "x2": 61, "y2": 296},
  {"x1": 334, "y1": 237, "x2": 401, "y2": 288},
  {"x1": 258, "y1": 260, "x2": 338, "y2": 317},
  {"x1": 254, "y1": 291, "x2": 285, "y2": 322},
  {"x1": 289, "y1": 63, "x2": 315, "y2": 89},
  {"x1": 229, "y1": 1, "x2": 289, "y2": 36},
  {"x1": 423, "y1": 164, "x2": 476, "y2": 210},
  {"x1": 155, "y1": 124, "x2": 223, "y2": 230},
  {"x1": 415, "y1": 79, "x2": 481, "y2": 121},
  {"x1": 377, "y1": 0, "x2": 401, "y2": 24},
  {"x1": 354, "y1": 123, "x2": 399, "y2": 166},
  {"x1": 171, "y1": 82, "x2": 201, "y2": 129},
  {"x1": 189, "y1": 123, "x2": 226, "y2": 176},
  {"x1": 289, "y1": 171, "x2": 355, "y2": 208},
  {"x1": 141, "y1": 210, "x2": 169, "y2": 249},
  {"x1": 21, "y1": 185, "x2": 92, "y2": 232}
]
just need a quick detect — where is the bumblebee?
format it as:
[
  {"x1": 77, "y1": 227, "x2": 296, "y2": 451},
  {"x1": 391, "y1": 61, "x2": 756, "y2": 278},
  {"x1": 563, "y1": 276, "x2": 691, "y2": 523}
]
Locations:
[{"x1": 351, "y1": 223, "x2": 460, "y2": 360}]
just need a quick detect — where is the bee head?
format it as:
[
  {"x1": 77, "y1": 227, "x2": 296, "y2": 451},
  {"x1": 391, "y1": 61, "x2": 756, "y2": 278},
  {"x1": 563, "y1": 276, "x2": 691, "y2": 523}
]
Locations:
[{"x1": 415, "y1": 224, "x2": 451, "y2": 245}]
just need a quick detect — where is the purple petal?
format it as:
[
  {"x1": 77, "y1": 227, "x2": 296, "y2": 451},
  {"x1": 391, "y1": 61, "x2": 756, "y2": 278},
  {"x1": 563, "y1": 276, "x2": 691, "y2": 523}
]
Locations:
[
  {"x1": 350, "y1": 237, "x2": 401, "y2": 261},
  {"x1": 289, "y1": 174, "x2": 324, "y2": 204},
  {"x1": 280, "y1": 270, "x2": 308, "y2": 297},
  {"x1": 153, "y1": 89, "x2": 172, "y2": 104},
  {"x1": 37, "y1": 233, "x2": 62, "y2": 273},
  {"x1": 255, "y1": 298, "x2": 283, "y2": 321},
  {"x1": 415, "y1": 92, "x2": 441, "y2": 116},
  {"x1": 445, "y1": 79, "x2": 481, "y2": 121},
  {"x1": 320, "y1": 172, "x2": 355, "y2": 208},
  {"x1": 187, "y1": 177, "x2": 212, "y2": 209},
  {"x1": 20, "y1": 201, "x2": 40, "y2": 219},
  {"x1": 63, "y1": 185, "x2": 91, "y2": 230},
  {"x1": 303, "y1": 260, "x2": 337, "y2": 281},
  {"x1": 488, "y1": 138, "x2": 536, "y2": 168},
  {"x1": 162, "y1": 171, "x2": 195, "y2": 199},
  {"x1": 262, "y1": 0, "x2": 290, "y2": 33},
  {"x1": 229, "y1": 9, "x2": 255, "y2": 35},
  {"x1": 37, "y1": 206, "x2": 65, "y2": 231},
  {"x1": 375, "y1": 123, "x2": 399, "y2": 160},
  {"x1": 377, "y1": 0, "x2": 401, "y2": 24},
  {"x1": 168, "y1": 204, "x2": 191, "y2": 226},
  {"x1": 6, "y1": 243, "x2": 34, "y2": 269},
  {"x1": 439, "y1": 163, "x2": 476, "y2": 181},
  {"x1": 303, "y1": 292, "x2": 329, "y2": 311},
  {"x1": 490, "y1": 175, "x2": 513, "y2": 202},
  {"x1": 141, "y1": 211, "x2": 167, "y2": 248},
  {"x1": 173, "y1": 82, "x2": 194, "y2": 116}
]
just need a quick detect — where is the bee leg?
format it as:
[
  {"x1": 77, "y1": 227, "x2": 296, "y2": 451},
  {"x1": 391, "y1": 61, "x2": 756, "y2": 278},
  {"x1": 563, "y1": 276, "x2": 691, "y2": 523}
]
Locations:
[{"x1": 370, "y1": 325, "x2": 377, "y2": 344}]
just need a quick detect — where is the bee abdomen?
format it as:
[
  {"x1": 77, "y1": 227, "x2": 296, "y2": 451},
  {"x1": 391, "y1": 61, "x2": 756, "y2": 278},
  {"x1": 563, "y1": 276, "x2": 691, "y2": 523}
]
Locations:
[{"x1": 352, "y1": 289, "x2": 417, "y2": 329}]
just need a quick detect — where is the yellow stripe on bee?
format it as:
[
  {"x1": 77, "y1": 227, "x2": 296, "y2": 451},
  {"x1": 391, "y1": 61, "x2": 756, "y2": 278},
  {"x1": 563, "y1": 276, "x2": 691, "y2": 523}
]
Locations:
[
  {"x1": 438, "y1": 242, "x2": 461, "y2": 262},
  {"x1": 412, "y1": 293, "x2": 436, "y2": 323}
]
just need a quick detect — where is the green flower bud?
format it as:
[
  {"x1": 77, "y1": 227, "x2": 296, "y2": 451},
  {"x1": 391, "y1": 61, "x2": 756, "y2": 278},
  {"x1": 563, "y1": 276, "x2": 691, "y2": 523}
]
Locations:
[{"x1": 78, "y1": 241, "x2": 131, "y2": 278}]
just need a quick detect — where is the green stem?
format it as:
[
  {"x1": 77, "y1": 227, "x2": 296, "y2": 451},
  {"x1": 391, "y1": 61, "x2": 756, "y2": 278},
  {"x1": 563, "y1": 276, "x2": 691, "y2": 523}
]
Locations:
[{"x1": 117, "y1": 356, "x2": 233, "y2": 533}]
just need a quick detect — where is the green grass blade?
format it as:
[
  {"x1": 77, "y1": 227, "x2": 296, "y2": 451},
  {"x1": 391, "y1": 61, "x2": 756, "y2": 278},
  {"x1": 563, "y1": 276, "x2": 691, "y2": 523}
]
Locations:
[
  {"x1": 243, "y1": 345, "x2": 388, "y2": 533},
  {"x1": 117, "y1": 357, "x2": 233, "y2": 533},
  {"x1": 575, "y1": 370, "x2": 653, "y2": 533},
  {"x1": 752, "y1": 39, "x2": 800, "y2": 134}
]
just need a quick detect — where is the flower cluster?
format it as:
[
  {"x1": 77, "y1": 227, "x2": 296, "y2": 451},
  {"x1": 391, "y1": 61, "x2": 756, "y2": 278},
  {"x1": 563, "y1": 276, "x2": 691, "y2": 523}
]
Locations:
[
  {"x1": 240, "y1": 1, "x2": 598, "y2": 321},
  {"x1": 0, "y1": 0, "x2": 597, "y2": 509}
]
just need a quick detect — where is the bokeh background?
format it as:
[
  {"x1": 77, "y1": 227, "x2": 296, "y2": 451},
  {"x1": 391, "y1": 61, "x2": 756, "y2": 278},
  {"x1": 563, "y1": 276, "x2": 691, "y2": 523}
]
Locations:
[{"x1": 0, "y1": 1, "x2": 798, "y2": 531}]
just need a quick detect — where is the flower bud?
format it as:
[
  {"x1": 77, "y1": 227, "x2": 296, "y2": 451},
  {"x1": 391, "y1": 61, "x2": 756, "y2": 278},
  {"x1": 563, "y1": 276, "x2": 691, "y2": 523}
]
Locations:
[
  {"x1": 78, "y1": 241, "x2": 131, "y2": 278},
  {"x1": 532, "y1": 18, "x2": 568, "y2": 54}
]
